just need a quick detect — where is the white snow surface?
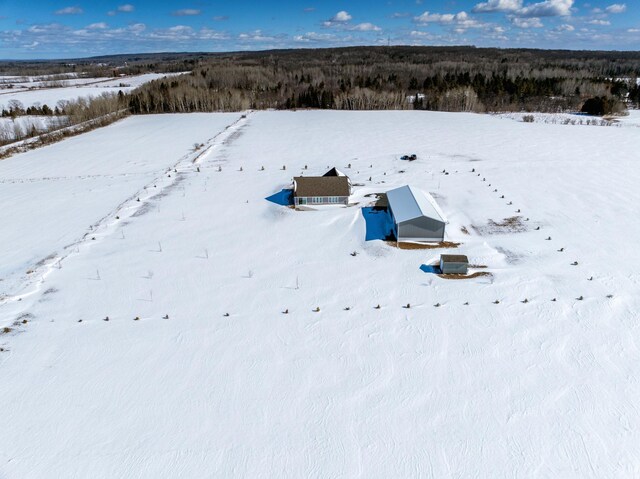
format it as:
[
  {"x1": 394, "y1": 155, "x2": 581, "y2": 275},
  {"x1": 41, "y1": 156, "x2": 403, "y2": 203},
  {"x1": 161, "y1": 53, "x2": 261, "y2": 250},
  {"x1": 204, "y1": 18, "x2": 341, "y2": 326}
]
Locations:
[
  {"x1": 1, "y1": 110, "x2": 640, "y2": 478},
  {"x1": 0, "y1": 73, "x2": 186, "y2": 109}
]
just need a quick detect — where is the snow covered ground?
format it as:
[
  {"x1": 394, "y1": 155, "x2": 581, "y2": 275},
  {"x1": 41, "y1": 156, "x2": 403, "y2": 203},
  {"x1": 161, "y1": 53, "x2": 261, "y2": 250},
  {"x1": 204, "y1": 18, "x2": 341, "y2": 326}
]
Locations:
[
  {"x1": 0, "y1": 72, "x2": 186, "y2": 109},
  {"x1": 1, "y1": 110, "x2": 640, "y2": 478},
  {"x1": 495, "y1": 109, "x2": 640, "y2": 128}
]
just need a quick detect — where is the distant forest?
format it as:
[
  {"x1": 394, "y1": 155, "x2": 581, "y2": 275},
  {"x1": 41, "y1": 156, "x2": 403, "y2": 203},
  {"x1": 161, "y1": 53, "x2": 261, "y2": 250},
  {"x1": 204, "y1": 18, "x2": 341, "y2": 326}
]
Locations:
[
  {"x1": 2, "y1": 47, "x2": 640, "y2": 119},
  {"x1": 124, "y1": 46, "x2": 640, "y2": 114}
]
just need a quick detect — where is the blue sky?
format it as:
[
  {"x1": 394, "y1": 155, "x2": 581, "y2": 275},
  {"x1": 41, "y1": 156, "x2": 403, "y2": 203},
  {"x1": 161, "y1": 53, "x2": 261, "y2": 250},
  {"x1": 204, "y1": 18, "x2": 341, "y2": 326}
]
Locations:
[{"x1": 0, "y1": 1, "x2": 638, "y2": 59}]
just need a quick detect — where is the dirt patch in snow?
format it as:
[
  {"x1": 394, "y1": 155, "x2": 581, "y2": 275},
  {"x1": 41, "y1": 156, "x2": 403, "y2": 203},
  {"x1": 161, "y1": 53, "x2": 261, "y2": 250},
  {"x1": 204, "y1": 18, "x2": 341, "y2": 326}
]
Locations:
[
  {"x1": 438, "y1": 272, "x2": 493, "y2": 280},
  {"x1": 388, "y1": 241, "x2": 461, "y2": 250},
  {"x1": 472, "y1": 216, "x2": 528, "y2": 235}
]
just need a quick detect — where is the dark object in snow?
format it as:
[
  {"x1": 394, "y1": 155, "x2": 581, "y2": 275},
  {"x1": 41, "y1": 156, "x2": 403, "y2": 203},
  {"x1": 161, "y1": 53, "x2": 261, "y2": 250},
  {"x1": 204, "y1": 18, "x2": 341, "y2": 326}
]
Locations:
[
  {"x1": 546, "y1": 236, "x2": 552, "y2": 240},
  {"x1": 577, "y1": 295, "x2": 584, "y2": 301},
  {"x1": 163, "y1": 314, "x2": 169, "y2": 319},
  {"x1": 571, "y1": 261, "x2": 578, "y2": 266},
  {"x1": 223, "y1": 313, "x2": 230, "y2": 317},
  {"x1": 516, "y1": 209, "x2": 521, "y2": 213},
  {"x1": 103, "y1": 316, "x2": 109, "y2": 321},
  {"x1": 350, "y1": 251, "x2": 357, "y2": 257},
  {"x1": 401, "y1": 154, "x2": 417, "y2": 161},
  {"x1": 116, "y1": 216, "x2": 120, "y2": 220},
  {"x1": 260, "y1": 166, "x2": 264, "y2": 171},
  {"x1": 434, "y1": 303, "x2": 441, "y2": 307},
  {"x1": 282, "y1": 165, "x2": 286, "y2": 170},
  {"x1": 464, "y1": 302, "x2": 469, "y2": 305},
  {"x1": 314, "y1": 307, "x2": 320, "y2": 312},
  {"x1": 78, "y1": 320, "x2": 82, "y2": 323},
  {"x1": 283, "y1": 309, "x2": 289, "y2": 314},
  {"x1": 588, "y1": 276, "x2": 593, "y2": 281},
  {"x1": 558, "y1": 248, "x2": 564, "y2": 252},
  {"x1": 606, "y1": 294, "x2": 614, "y2": 299},
  {"x1": 404, "y1": 303, "x2": 411, "y2": 309},
  {"x1": 375, "y1": 304, "x2": 381, "y2": 309},
  {"x1": 493, "y1": 300, "x2": 500, "y2": 304},
  {"x1": 344, "y1": 307, "x2": 351, "y2": 311},
  {"x1": 136, "y1": 198, "x2": 140, "y2": 202},
  {"x1": 91, "y1": 237, "x2": 95, "y2": 240},
  {"x1": 471, "y1": 168, "x2": 475, "y2": 172},
  {"x1": 551, "y1": 298, "x2": 557, "y2": 302},
  {"x1": 535, "y1": 226, "x2": 540, "y2": 230},
  {"x1": 133, "y1": 316, "x2": 140, "y2": 321},
  {"x1": 501, "y1": 195, "x2": 505, "y2": 199},
  {"x1": 197, "y1": 167, "x2": 200, "y2": 172},
  {"x1": 522, "y1": 298, "x2": 529, "y2": 303}
]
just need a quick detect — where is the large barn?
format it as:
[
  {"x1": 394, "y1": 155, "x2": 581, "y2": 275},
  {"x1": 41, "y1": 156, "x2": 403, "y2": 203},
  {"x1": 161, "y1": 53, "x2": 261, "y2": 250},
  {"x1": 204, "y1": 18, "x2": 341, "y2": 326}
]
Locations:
[
  {"x1": 293, "y1": 168, "x2": 351, "y2": 206},
  {"x1": 386, "y1": 185, "x2": 446, "y2": 242}
]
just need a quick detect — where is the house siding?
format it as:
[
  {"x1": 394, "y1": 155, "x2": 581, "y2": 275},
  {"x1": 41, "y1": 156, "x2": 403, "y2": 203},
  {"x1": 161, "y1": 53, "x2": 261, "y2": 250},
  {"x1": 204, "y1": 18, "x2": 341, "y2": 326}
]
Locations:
[{"x1": 294, "y1": 196, "x2": 349, "y2": 206}]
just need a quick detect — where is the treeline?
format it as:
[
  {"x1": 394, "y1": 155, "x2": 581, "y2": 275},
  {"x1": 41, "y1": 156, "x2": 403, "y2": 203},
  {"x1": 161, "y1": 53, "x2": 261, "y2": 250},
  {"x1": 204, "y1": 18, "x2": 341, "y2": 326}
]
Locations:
[
  {"x1": 127, "y1": 46, "x2": 640, "y2": 114},
  {"x1": 0, "y1": 93, "x2": 128, "y2": 146}
]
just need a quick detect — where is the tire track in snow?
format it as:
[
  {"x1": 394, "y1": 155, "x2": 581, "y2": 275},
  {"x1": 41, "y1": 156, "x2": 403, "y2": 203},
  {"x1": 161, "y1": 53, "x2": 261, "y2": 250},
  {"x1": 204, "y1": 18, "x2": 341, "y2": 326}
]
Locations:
[{"x1": 0, "y1": 111, "x2": 253, "y2": 311}]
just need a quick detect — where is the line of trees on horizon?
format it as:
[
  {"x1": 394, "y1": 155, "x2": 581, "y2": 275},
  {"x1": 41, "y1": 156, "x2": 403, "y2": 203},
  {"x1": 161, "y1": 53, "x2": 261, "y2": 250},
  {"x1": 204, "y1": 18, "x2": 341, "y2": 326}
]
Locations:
[{"x1": 125, "y1": 46, "x2": 640, "y2": 115}]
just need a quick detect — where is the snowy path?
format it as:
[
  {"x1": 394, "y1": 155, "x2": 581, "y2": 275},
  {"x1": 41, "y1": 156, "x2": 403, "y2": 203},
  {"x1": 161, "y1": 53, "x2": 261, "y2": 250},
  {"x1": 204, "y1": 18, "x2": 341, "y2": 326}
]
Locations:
[{"x1": 0, "y1": 112, "x2": 247, "y2": 302}]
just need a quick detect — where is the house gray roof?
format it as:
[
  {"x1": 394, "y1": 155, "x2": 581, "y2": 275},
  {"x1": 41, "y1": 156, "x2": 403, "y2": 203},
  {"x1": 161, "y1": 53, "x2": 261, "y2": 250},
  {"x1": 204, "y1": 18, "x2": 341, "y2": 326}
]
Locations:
[
  {"x1": 293, "y1": 176, "x2": 350, "y2": 197},
  {"x1": 386, "y1": 185, "x2": 446, "y2": 224},
  {"x1": 440, "y1": 254, "x2": 469, "y2": 263}
]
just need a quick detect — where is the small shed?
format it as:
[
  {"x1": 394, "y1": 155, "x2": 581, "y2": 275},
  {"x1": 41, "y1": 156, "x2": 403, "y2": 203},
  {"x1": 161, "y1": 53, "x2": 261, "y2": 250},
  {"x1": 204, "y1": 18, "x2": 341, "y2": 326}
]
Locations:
[
  {"x1": 386, "y1": 185, "x2": 446, "y2": 242},
  {"x1": 440, "y1": 255, "x2": 469, "y2": 275}
]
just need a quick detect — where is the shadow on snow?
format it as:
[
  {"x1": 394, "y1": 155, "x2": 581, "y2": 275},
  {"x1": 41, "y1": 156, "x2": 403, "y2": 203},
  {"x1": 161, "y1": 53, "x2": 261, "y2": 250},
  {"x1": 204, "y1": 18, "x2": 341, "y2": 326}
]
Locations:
[
  {"x1": 361, "y1": 207, "x2": 395, "y2": 241},
  {"x1": 420, "y1": 264, "x2": 441, "y2": 274},
  {"x1": 265, "y1": 188, "x2": 293, "y2": 206}
]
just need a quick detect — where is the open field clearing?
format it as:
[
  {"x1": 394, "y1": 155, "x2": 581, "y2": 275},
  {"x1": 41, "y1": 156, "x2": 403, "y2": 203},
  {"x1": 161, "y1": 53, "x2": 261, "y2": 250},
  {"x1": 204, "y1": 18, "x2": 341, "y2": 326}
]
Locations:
[
  {"x1": 1, "y1": 110, "x2": 640, "y2": 478},
  {"x1": 0, "y1": 72, "x2": 186, "y2": 109}
]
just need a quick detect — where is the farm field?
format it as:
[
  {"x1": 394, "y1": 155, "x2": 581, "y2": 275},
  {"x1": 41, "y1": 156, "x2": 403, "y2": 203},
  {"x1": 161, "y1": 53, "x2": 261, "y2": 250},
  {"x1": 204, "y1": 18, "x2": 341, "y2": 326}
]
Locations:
[
  {"x1": 0, "y1": 72, "x2": 186, "y2": 109},
  {"x1": 1, "y1": 110, "x2": 640, "y2": 478}
]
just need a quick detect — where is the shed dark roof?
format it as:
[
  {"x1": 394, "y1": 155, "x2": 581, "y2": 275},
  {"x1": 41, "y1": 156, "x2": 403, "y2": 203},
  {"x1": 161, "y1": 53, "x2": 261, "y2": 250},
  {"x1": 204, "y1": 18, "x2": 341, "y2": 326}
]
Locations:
[
  {"x1": 293, "y1": 176, "x2": 350, "y2": 197},
  {"x1": 440, "y1": 254, "x2": 469, "y2": 263}
]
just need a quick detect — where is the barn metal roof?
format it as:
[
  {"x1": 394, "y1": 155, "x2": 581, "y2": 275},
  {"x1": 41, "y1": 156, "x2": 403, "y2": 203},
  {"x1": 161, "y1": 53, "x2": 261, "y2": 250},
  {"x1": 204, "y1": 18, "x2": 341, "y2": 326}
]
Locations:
[{"x1": 386, "y1": 185, "x2": 446, "y2": 224}]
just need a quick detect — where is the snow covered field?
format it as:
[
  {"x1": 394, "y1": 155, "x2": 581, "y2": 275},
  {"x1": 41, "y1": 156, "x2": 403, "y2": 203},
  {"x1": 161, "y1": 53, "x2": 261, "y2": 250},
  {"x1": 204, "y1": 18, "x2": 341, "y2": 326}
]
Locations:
[
  {"x1": 0, "y1": 72, "x2": 186, "y2": 109},
  {"x1": 1, "y1": 110, "x2": 640, "y2": 477}
]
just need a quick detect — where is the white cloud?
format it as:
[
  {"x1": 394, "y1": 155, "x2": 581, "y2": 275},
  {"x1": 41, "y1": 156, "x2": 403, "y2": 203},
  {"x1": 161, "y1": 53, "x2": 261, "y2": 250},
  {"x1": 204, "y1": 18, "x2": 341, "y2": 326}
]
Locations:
[
  {"x1": 605, "y1": 3, "x2": 626, "y2": 14},
  {"x1": 414, "y1": 11, "x2": 486, "y2": 29},
  {"x1": 171, "y1": 9, "x2": 201, "y2": 16},
  {"x1": 350, "y1": 22, "x2": 381, "y2": 32},
  {"x1": 54, "y1": 6, "x2": 83, "y2": 15},
  {"x1": 473, "y1": 0, "x2": 522, "y2": 13},
  {"x1": 517, "y1": 0, "x2": 574, "y2": 17},
  {"x1": 588, "y1": 19, "x2": 611, "y2": 25},
  {"x1": 555, "y1": 23, "x2": 575, "y2": 31},
  {"x1": 331, "y1": 11, "x2": 352, "y2": 22},
  {"x1": 86, "y1": 22, "x2": 108, "y2": 30},
  {"x1": 213, "y1": 15, "x2": 229, "y2": 21},
  {"x1": 118, "y1": 4, "x2": 135, "y2": 13},
  {"x1": 511, "y1": 16, "x2": 544, "y2": 27},
  {"x1": 294, "y1": 32, "x2": 337, "y2": 43}
]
